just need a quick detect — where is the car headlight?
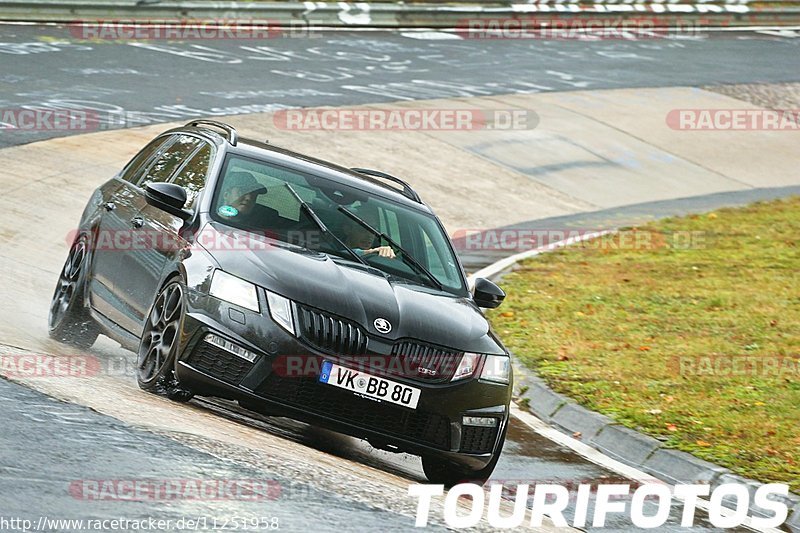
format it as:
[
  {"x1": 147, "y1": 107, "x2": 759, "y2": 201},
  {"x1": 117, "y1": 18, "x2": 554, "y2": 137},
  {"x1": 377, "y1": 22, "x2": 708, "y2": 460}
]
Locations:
[
  {"x1": 209, "y1": 270, "x2": 260, "y2": 313},
  {"x1": 266, "y1": 290, "x2": 295, "y2": 336},
  {"x1": 451, "y1": 352, "x2": 481, "y2": 382},
  {"x1": 480, "y1": 354, "x2": 511, "y2": 384}
]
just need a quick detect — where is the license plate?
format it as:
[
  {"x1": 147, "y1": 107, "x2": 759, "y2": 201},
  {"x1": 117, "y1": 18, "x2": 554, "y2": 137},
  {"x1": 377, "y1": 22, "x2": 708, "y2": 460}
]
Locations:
[{"x1": 319, "y1": 361, "x2": 421, "y2": 409}]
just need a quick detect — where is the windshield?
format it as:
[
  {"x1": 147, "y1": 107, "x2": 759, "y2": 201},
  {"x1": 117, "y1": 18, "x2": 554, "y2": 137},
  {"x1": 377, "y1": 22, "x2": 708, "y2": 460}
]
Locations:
[{"x1": 210, "y1": 154, "x2": 467, "y2": 295}]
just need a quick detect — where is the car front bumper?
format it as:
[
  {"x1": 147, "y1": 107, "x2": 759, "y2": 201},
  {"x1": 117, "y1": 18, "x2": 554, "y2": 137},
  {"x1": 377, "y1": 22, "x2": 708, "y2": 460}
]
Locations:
[{"x1": 175, "y1": 290, "x2": 512, "y2": 470}]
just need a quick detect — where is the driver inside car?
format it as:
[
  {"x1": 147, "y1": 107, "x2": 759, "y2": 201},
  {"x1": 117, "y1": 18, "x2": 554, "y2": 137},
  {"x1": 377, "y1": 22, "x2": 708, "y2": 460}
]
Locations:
[
  {"x1": 341, "y1": 205, "x2": 396, "y2": 259},
  {"x1": 219, "y1": 171, "x2": 283, "y2": 232}
]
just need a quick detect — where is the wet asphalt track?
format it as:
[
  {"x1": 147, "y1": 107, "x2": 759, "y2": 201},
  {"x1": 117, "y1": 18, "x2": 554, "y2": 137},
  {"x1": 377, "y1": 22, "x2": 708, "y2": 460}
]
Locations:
[
  {"x1": 1, "y1": 23, "x2": 798, "y2": 531},
  {"x1": 0, "y1": 377, "x2": 428, "y2": 532},
  {"x1": 1, "y1": 23, "x2": 800, "y2": 149}
]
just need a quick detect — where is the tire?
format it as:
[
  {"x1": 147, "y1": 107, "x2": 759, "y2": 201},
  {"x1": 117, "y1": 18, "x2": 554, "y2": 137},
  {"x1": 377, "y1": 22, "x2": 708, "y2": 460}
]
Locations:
[
  {"x1": 136, "y1": 279, "x2": 194, "y2": 403},
  {"x1": 48, "y1": 234, "x2": 99, "y2": 349},
  {"x1": 422, "y1": 426, "x2": 507, "y2": 486}
]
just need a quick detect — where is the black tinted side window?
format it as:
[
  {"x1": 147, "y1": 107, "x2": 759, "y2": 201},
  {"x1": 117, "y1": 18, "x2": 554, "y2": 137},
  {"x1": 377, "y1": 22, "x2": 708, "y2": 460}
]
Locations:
[
  {"x1": 138, "y1": 135, "x2": 201, "y2": 188},
  {"x1": 120, "y1": 137, "x2": 167, "y2": 183},
  {"x1": 171, "y1": 143, "x2": 213, "y2": 208}
]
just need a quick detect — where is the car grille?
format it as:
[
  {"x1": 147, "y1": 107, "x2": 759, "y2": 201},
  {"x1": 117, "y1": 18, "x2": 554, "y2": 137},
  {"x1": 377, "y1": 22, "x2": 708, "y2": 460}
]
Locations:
[
  {"x1": 390, "y1": 341, "x2": 463, "y2": 383},
  {"x1": 256, "y1": 374, "x2": 451, "y2": 450},
  {"x1": 295, "y1": 305, "x2": 465, "y2": 384},
  {"x1": 460, "y1": 425, "x2": 499, "y2": 454},
  {"x1": 187, "y1": 340, "x2": 254, "y2": 385},
  {"x1": 296, "y1": 304, "x2": 368, "y2": 356}
]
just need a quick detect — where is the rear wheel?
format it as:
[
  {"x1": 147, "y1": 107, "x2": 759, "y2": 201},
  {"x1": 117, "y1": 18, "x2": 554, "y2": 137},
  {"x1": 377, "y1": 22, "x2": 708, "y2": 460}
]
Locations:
[
  {"x1": 136, "y1": 279, "x2": 193, "y2": 402},
  {"x1": 422, "y1": 426, "x2": 507, "y2": 486},
  {"x1": 48, "y1": 234, "x2": 99, "y2": 349}
]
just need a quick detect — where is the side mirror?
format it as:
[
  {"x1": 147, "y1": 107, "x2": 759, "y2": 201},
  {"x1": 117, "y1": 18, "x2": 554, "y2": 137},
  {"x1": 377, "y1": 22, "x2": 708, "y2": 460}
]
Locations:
[
  {"x1": 145, "y1": 182, "x2": 191, "y2": 220},
  {"x1": 473, "y1": 277, "x2": 505, "y2": 309}
]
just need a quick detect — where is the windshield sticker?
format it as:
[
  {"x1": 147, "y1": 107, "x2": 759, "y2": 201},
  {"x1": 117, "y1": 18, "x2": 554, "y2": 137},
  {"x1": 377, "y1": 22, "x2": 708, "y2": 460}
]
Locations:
[{"x1": 218, "y1": 205, "x2": 239, "y2": 217}]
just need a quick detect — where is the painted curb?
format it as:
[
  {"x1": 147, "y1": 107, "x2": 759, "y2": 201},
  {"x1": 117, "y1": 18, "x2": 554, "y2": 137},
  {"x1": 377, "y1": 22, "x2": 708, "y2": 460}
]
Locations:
[{"x1": 481, "y1": 232, "x2": 800, "y2": 525}]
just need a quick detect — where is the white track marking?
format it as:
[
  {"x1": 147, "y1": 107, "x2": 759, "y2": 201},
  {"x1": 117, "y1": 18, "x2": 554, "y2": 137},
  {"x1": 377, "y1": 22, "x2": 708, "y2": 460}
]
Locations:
[
  {"x1": 400, "y1": 31, "x2": 463, "y2": 40},
  {"x1": 511, "y1": 406, "x2": 782, "y2": 532}
]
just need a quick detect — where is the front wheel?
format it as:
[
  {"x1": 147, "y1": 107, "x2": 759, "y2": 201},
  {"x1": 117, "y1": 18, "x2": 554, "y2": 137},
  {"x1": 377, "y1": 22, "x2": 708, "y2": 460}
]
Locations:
[
  {"x1": 422, "y1": 426, "x2": 507, "y2": 486},
  {"x1": 136, "y1": 279, "x2": 193, "y2": 402},
  {"x1": 48, "y1": 234, "x2": 99, "y2": 349}
]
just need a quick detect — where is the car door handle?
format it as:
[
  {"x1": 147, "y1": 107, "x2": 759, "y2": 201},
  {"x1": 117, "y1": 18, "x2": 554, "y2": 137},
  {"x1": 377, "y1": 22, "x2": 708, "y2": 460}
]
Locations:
[
  {"x1": 104, "y1": 202, "x2": 116, "y2": 212},
  {"x1": 131, "y1": 217, "x2": 144, "y2": 228}
]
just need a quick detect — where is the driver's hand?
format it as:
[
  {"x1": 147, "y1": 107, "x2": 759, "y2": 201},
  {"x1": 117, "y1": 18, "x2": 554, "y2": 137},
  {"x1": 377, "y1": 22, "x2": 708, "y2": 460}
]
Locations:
[{"x1": 368, "y1": 246, "x2": 396, "y2": 259}]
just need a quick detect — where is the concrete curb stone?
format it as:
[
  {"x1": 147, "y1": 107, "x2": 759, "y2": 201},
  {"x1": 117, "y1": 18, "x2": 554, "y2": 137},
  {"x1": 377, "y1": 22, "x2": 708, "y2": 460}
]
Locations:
[
  {"x1": 713, "y1": 473, "x2": 800, "y2": 520},
  {"x1": 642, "y1": 448, "x2": 729, "y2": 485},
  {"x1": 512, "y1": 359, "x2": 568, "y2": 422},
  {"x1": 787, "y1": 502, "x2": 800, "y2": 532},
  {"x1": 549, "y1": 402, "x2": 615, "y2": 441},
  {"x1": 715, "y1": 473, "x2": 764, "y2": 512},
  {"x1": 589, "y1": 424, "x2": 662, "y2": 468},
  {"x1": 521, "y1": 382, "x2": 567, "y2": 422}
]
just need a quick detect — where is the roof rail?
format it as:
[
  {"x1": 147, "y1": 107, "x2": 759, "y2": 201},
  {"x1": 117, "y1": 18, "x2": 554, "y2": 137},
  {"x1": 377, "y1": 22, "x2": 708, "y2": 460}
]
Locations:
[
  {"x1": 350, "y1": 167, "x2": 421, "y2": 203},
  {"x1": 186, "y1": 119, "x2": 238, "y2": 146}
]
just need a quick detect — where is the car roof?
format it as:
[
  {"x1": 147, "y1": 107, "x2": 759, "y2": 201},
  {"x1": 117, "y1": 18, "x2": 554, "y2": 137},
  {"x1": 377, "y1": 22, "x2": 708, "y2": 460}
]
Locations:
[{"x1": 171, "y1": 125, "x2": 434, "y2": 214}]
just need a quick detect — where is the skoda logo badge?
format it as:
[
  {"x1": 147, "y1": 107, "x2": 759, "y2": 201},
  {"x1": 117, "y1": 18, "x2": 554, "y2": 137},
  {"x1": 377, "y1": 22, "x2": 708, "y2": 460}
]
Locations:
[{"x1": 374, "y1": 318, "x2": 392, "y2": 334}]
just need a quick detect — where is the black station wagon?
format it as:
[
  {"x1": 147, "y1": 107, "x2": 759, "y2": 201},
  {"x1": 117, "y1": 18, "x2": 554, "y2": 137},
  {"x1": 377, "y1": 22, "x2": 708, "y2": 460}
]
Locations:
[{"x1": 48, "y1": 120, "x2": 512, "y2": 484}]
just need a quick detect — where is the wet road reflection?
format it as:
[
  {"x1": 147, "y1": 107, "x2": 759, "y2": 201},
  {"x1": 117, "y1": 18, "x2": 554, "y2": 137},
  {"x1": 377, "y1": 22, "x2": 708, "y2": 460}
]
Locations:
[{"x1": 199, "y1": 396, "x2": 752, "y2": 532}]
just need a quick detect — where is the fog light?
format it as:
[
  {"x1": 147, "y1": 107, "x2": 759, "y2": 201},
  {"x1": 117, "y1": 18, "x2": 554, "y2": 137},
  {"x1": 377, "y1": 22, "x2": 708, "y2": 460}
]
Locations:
[
  {"x1": 205, "y1": 334, "x2": 258, "y2": 363},
  {"x1": 462, "y1": 416, "x2": 498, "y2": 428}
]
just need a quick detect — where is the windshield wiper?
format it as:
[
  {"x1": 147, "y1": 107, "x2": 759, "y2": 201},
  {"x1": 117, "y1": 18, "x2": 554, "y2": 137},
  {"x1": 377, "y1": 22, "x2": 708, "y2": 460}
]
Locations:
[
  {"x1": 337, "y1": 206, "x2": 443, "y2": 291},
  {"x1": 283, "y1": 183, "x2": 367, "y2": 266}
]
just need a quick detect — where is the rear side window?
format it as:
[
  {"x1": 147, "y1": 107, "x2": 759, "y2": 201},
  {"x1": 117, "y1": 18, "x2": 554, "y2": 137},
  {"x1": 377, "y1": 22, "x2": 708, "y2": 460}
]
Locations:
[
  {"x1": 138, "y1": 135, "x2": 202, "y2": 188},
  {"x1": 119, "y1": 137, "x2": 167, "y2": 183},
  {"x1": 171, "y1": 143, "x2": 213, "y2": 208}
]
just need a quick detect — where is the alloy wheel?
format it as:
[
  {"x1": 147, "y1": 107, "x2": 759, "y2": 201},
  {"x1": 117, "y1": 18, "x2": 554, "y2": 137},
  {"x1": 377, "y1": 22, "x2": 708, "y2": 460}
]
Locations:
[
  {"x1": 137, "y1": 282, "x2": 184, "y2": 384},
  {"x1": 49, "y1": 237, "x2": 87, "y2": 329}
]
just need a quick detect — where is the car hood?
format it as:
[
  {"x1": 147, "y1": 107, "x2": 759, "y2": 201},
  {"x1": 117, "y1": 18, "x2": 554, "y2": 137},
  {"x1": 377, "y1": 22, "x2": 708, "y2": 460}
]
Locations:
[{"x1": 202, "y1": 222, "x2": 504, "y2": 354}]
